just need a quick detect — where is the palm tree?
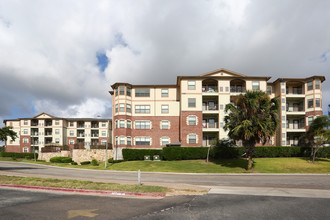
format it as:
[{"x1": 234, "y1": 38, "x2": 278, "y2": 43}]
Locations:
[
  {"x1": 301, "y1": 115, "x2": 330, "y2": 163},
  {"x1": 0, "y1": 126, "x2": 18, "y2": 142},
  {"x1": 224, "y1": 91, "x2": 280, "y2": 170}
]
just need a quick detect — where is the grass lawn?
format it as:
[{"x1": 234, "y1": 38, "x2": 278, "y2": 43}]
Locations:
[
  {"x1": 1, "y1": 157, "x2": 329, "y2": 173},
  {"x1": 0, "y1": 175, "x2": 169, "y2": 193}
]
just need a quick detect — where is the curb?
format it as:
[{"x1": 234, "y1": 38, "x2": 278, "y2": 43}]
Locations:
[{"x1": 0, "y1": 184, "x2": 166, "y2": 198}]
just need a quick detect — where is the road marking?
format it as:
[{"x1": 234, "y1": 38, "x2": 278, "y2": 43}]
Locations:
[{"x1": 68, "y1": 209, "x2": 99, "y2": 219}]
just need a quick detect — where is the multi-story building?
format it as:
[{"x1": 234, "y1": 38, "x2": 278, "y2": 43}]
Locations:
[
  {"x1": 3, "y1": 113, "x2": 111, "y2": 153},
  {"x1": 110, "y1": 68, "x2": 325, "y2": 156}
]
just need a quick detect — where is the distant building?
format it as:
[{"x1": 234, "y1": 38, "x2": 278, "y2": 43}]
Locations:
[
  {"x1": 3, "y1": 113, "x2": 111, "y2": 153},
  {"x1": 110, "y1": 68, "x2": 325, "y2": 157}
]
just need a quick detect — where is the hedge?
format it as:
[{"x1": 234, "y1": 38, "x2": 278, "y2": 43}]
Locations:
[
  {"x1": 163, "y1": 147, "x2": 208, "y2": 161},
  {"x1": 49, "y1": 156, "x2": 73, "y2": 163},
  {"x1": 122, "y1": 149, "x2": 163, "y2": 161},
  {"x1": 0, "y1": 152, "x2": 38, "y2": 159}
]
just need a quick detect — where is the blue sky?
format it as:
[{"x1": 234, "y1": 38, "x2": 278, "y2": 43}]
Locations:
[{"x1": 0, "y1": 0, "x2": 329, "y2": 127}]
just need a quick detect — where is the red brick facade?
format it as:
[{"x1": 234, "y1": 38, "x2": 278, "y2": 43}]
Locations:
[
  {"x1": 180, "y1": 111, "x2": 203, "y2": 147},
  {"x1": 113, "y1": 115, "x2": 180, "y2": 148}
]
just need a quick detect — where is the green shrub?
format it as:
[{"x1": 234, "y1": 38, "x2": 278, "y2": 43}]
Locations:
[
  {"x1": 0, "y1": 152, "x2": 38, "y2": 159},
  {"x1": 71, "y1": 162, "x2": 78, "y2": 165},
  {"x1": 12, "y1": 156, "x2": 16, "y2": 160},
  {"x1": 80, "y1": 161, "x2": 91, "y2": 165},
  {"x1": 108, "y1": 158, "x2": 125, "y2": 163},
  {"x1": 122, "y1": 149, "x2": 163, "y2": 161},
  {"x1": 162, "y1": 147, "x2": 208, "y2": 161},
  {"x1": 50, "y1": 156, "x2": 73, "y2": 163},
  {"x1": 91, "y1": 159, "x2": 99, "y2": 166}
]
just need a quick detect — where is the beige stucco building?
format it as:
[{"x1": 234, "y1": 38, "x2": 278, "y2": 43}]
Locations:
[
  {"x1": 4, "y1": 113, "x2": 111, "y2": 153},
  {"x1": 110, "y1": 68, "x2": 325, "y2": 157}
]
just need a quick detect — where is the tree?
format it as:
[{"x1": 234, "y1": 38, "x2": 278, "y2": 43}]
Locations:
[
  {"x1": 302, "y1": 115, "x2": 330, "y2": 163},
  {"x1": 0, "y1": 126, "x2": 18, "y2": 142},
  {"x1": 224, "y1": 91, "x2": 280, "y2": 170}
]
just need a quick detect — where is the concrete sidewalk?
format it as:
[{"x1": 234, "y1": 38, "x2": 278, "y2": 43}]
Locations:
[{"x1": 207, "y1": 185, "x2": 330, "y2": 198}]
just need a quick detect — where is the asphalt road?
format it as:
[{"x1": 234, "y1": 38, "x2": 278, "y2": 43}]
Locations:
[
  {"x1": 1, "y1": 188, "x2": 329, "y2": 220},
  {"x1": 0, "y1": 161, "x2": 329, "y2": 190}
]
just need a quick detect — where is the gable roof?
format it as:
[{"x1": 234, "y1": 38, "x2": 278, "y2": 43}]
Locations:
[
  {"x1": 199, "y1": 68, "x2": 246, "y2": 77},
  {"x1": 33, "y1": 112, "x2": 56, "y2": 119}
]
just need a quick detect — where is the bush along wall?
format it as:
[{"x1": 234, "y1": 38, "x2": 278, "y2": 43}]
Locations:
[
  {"x1": 49, "y1": 156, "x2": 73, "y2": 163},
  {"x1": 0, "y1": 152, "x2": 38, "y2": 159},
  {"x1": 163, "y1": 147, "x2": 208, "y2": 161},
  {"x1": 122, "y1": 149, "x2": 163, "y2": 161}
]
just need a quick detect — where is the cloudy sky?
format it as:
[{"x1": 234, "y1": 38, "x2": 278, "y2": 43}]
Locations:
[{"x1": 0, "y1": 0, "x2": 329, "y2": 125}]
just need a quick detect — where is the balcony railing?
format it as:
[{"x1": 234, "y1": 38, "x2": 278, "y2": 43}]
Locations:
[
  {"x1": 203, "y1": 105, "x2": 218, "y2": 111},
  {"x1": 230, "y1": 86, "x2": 246, "y2": 93},
  {"x1": 202, "y1": 86, "x2": 217, "y2": 93},
  {"x1": 287, "y1": 107, "x2": 304, "y2": 112},
  {"x1": 203, "y1": 124, "x2": 218, "y2": 129},
  {"x1": 78, "y1": 134, "x2": 85, "y2": 137},
  {"x1": 287, "y1": 124, "x2": 305, "y2": 129},
  {"x1": 92, "y1": 134, "x2": 99, "y2": 137}
]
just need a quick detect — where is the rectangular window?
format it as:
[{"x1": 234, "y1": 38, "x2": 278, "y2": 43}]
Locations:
[
  {"x1": 135, "y1": 121, "x2": 150, "y2": 129},
  {"x1": 308, "y1": 117, "x2": 313, "y2": 126},
  {"x1": 127, "y1": 120, "x2": 131, "y2": 128},
  {"x1": 161, "y1": 121, "x2": 169, "y2": 129},
  {"x1": 55, "y1": 120, "x2": 59, "y2": 125},
  {"x1": 225, "y1": 87, "x2": 229, "y2": 92},
  {"x1": 308, "y1": 99, "x2": 313, "y2": 108},
  {"x1": 70, "y1": 122, "x2": 74, "y2": 127},
  {"x1": 220, "y1": 87, "x2": 223, "y2": 92},
  {"x1": 188, "y1": 98, "x2": 196, "y2": 107},
  {"x1": 220, "y1": 104, "x2": 224, "y2": 110},
  {"x1": 23, "y1": 138, "x2": 29, "y2": 143},
  {"x1": 120, "y1": 136, "x2": 125, "y2": 145},
  {"x1": 102, "y1": 131, "x2": 106, "y2": 136},
  {"x1": 119, "y1": 87, "x2": 125, "y2": 95},
  {"x1": 135, "y1": 137, "x2": 150, "y2": 145},
  {"x1": 161, "y1": 137, "x2": 169, "y2": 146},
  {"x1": 115, "y1": 104, "x2": 118, "y2": 113},
  {"x1": 188, "y1": 116, "x2": 196, "y2": 125},
  {"x1": 315, "y1": 98, "x2": 320, "y2": 107},
  {"x1": 307, "y1": 81, "x2": 313, "y2": 91},
  {"x1": 120, "y1": 120, "x2": 125, "y2": 128},
  {"x1": 282, "y1": 140, "x2": 286, "y2": 146},
  {"x1": 188, "y1": 134, "x2": 197, "y2": 144},
  {"x1": 161, "y1": 89, "x2": 168, "y2": 97},
  {"x1": 282, "y1": 133, "x2": 286, "y2": 139},
  {"x1": 315, "y1": 80, "x2": 320, "y2": 89},
  {"x1": 23, "y1": 148, "x2": 28, "y2": 153},
  {"x1": 102, "y1": 122, "x2": 106, "y2": 127},
  {"x1": 252, "y1": 81, "x2": 260, "y2": 91},
  {"x1": 70, "y1": 130, "x2": 74, "y2": 136},
  {"x1": 24, "y1": 129, "x2": 28, "y2": 135},
  {"x1": 188, "y1": 81, "x2": 196, "y2": 90},
  {"x1": 119, "y1": 104, "x2": 125, "y2": 112},
  {"x1": 115, "y1": 88, "x2": 118, "y2": 96},
  {"x1": 115, "y1": 120, "x2": 118, "y2": 128},
  {"x1": 115, "y1": 137, "x2": 118, "y2": 145},
  {"x1": 282, "y1": 123, "x2": 285, "y2": 128},
  {"x1": 127, "y1": 104, "x2": 131, "y2": 113},
  {"x1": 24, "y1": 120, "x2": 28, "y2": 125},
  {"x1": 282, "y1": 116, "x2": 285, "y2": 121},
  {"x1": 55, "y1": 129, "x2": 59, "y2": 135},
  {"x1": 161, "y1": 105, "x2": 169, "y2": 113},
  {"x1": 127, "y1": 137, "x2": 132, "y2": 145},
  {"x1": 281, "y1": 88, "x2": 285, "y2": 94},
  {"x1": 101, "y1": 140, "x2": 107, "y2": 145},
  {"x1": 267, "y1": 86, "x2": 272, "y2": 95},
  {"x1": 135, "y1": 105, "x2": 150, "y2": 113},
  {"x1": 127, "y1": 87, "x2": 131, "y2": 96},
  {"x1": 135, "y1": 89, "x2": 150, "y2": 97},
  {"x1": 55, "y1": 138, "x2": 60, "y2": 144},
  {"x1": 282, "y1": 98, "x2": 285, "y2": 103},
  {"x1": 69, "y1": 139, "x2": 74, "y2": 144}
]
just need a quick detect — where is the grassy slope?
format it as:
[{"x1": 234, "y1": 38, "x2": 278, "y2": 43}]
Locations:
[{"x1": 1, "y1": 157, "x2": 329, "y2": 173}]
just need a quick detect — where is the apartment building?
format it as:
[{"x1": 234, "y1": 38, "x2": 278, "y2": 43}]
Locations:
[
  {"x1": 110, "y1": 68, "x2": 325, "y2": 154},
  {"x1": 3, "y1": 113, "x2": 111, "y2": 153}
]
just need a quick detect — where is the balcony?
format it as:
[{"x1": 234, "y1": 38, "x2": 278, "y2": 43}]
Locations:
[
  {"x1": 91, "y1": 122, "x2": 99, "y2": 128},
  {"x1": 230, "y1": 86, "x2": 246, "y2": 94},
  {"x1": 77, "y1": 133, "x2": 85, "y2": 137},
  {"x1": 77, "y1": 122, "x2": 85, "y2": 128},
  {"x1": 286, "y1": 123, "x2": 306, "y2": 132},
  {"x1": 286, "y1": 83, "x2": 305, "y2": 98},
  {"x1": 203, "y1": 119, "x2": 219, "y2": 132},
  {"x1": 202, "y1": 86, "x2": 218, "y2": 94},
  {"x1": 91, "y1": 133, "x2": 99, "y2": 138}
]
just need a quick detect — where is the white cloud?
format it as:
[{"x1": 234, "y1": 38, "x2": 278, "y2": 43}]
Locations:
[{"x1": 0, "y1": 0, "x2": 329, "y2": 120}]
